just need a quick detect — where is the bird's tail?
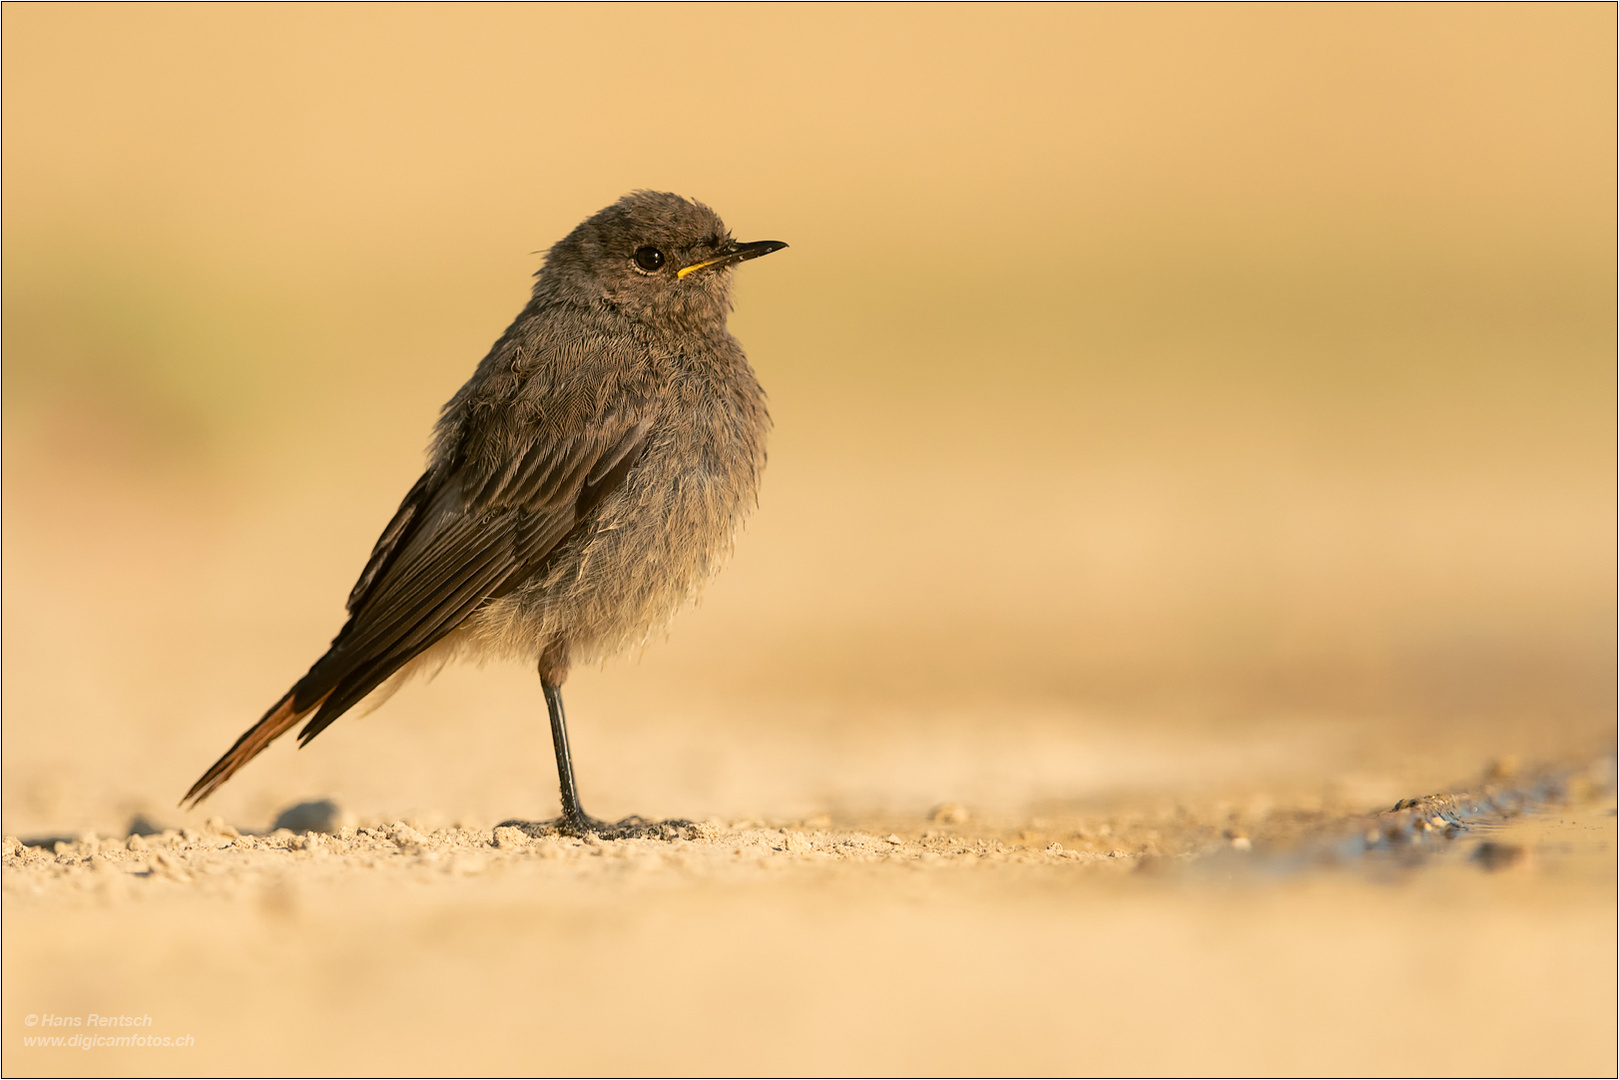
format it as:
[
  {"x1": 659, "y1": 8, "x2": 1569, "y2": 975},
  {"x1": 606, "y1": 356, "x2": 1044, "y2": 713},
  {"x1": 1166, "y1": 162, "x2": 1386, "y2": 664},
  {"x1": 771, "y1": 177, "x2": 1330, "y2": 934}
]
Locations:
[{"x1": 181, "y1": 687, "x2": 333, "y2": 807}]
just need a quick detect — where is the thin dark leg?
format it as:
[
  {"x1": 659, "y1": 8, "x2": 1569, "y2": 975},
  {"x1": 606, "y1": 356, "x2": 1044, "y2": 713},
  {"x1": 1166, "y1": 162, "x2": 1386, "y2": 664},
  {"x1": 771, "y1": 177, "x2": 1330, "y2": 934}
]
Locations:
[
  {"x1": 495, "y1": 675, "x2": 695, "y2": 841},
  {"x1": 544, "y1": 681, "x2": 595, "y2": 829}
]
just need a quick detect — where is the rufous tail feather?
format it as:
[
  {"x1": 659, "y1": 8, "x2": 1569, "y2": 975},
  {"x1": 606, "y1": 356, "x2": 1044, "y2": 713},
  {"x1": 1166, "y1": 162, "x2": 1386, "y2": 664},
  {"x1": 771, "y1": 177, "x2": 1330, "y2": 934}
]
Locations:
[{"x1": 181, "y1": 689, "x2": 333, "y2": 807}]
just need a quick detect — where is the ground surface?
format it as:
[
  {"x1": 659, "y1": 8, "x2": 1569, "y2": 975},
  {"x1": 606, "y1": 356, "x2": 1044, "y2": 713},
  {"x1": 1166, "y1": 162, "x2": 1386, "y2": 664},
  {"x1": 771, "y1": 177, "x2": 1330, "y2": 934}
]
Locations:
[{"x1": 5, "y1": 752, "x2": 1613, "y2": 1077}]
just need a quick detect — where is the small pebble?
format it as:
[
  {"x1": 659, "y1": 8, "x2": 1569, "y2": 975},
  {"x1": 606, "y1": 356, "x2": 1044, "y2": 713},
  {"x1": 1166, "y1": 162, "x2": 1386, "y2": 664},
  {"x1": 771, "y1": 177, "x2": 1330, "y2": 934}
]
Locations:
[
  {"x1": 272, "y1": 800, "x2": 341, "y2": 835},
  {"x1": 1472, "y1": 841, "x2": 1526, "y2": 872},
  {"x1": 204, "y1": 817, "x2": 240, "y2": 839},
  {"x1": 492, "y1": 826, "x2": 530, "y2": 850},
  {"x1": 390, "y1": 822, "x2": 428, "y2": 847}
]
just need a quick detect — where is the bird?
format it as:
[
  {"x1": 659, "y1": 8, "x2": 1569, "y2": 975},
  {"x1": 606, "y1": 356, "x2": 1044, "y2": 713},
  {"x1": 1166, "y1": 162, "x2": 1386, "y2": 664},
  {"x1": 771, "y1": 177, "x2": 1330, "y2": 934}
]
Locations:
[{"x1": 182, "y1": 191, "x2": 786, "y2": 838}]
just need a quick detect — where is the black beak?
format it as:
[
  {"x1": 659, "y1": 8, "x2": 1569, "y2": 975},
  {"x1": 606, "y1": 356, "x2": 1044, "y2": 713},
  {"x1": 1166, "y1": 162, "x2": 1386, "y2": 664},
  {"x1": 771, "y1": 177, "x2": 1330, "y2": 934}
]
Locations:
[{"x1": 676, "y1": 240, "x2": 789, "y2": 279}]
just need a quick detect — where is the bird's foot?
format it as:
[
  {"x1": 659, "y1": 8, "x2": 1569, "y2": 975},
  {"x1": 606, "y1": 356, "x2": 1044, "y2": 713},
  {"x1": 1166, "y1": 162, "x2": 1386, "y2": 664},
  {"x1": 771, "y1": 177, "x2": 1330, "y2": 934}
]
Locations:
[{"x1": 497, "y1": 813, "x2": 697, "y2": 842}]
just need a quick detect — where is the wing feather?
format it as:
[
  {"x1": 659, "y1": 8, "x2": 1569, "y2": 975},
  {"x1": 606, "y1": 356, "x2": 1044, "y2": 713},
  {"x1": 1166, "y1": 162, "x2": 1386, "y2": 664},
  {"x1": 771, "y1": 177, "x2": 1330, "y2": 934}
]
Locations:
[{"x1": 181, "y1": 410, "x2": 653, "y2": 805}]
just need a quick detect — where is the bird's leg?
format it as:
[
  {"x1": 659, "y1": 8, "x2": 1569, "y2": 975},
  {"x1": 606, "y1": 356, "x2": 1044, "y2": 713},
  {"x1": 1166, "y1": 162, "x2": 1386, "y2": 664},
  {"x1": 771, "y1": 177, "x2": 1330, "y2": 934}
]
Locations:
[
  {"x1": 535, "y1": 640, "x2": 611, "y2": 835},
  {"x1": 498, "y1": 643, "x2": 692, "y2": 841},
  {"x1": 541, "y1": 679, "x2": 612, "y2": 836}
]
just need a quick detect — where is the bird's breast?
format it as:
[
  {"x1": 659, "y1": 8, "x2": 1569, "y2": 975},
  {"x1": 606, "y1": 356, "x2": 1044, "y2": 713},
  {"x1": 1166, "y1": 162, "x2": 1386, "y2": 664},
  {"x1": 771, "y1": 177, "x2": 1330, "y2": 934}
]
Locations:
[{"x1": 481, "y1": 362, "x2": 767, "y2": 664}]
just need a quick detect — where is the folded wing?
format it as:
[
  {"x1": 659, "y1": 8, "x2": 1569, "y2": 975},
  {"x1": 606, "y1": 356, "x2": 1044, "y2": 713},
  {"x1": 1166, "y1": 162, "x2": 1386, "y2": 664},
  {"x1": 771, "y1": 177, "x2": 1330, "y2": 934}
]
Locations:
[{"x1": 182, "y1": 415, "x2": 651, "y2": 805}]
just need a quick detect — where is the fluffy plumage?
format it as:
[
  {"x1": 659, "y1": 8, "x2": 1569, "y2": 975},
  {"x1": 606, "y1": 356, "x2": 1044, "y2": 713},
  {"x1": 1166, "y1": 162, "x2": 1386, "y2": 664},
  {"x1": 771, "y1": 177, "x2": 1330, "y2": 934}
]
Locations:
[{"x1": 185, "y1": 192, "x2": 776, "y2": 806}]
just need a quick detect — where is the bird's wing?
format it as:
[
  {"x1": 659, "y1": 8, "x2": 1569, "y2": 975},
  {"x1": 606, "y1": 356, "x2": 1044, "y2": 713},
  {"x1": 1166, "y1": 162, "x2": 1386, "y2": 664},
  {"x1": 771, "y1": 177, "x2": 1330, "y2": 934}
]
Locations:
[
  {"x1": 180, "y1": 412, "x2": 651, "y2": 805},
  {"x1": 303, "y1": 413, "x2": 653, "y2": 732}
]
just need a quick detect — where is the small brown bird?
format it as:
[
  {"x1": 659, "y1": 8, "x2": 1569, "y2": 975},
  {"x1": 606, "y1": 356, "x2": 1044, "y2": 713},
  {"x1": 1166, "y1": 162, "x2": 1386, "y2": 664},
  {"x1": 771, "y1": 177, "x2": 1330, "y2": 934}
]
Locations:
[{"x1": 183, "y1": 192, "x2": 785, "y2": 837}]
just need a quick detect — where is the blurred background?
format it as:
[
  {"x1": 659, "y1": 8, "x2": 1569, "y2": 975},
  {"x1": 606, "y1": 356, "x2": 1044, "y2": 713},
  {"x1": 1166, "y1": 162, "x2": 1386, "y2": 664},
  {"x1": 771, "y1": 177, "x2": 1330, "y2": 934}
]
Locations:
[{"x1": 4, "y1": 5, "x2": 1614, "y2": 835}]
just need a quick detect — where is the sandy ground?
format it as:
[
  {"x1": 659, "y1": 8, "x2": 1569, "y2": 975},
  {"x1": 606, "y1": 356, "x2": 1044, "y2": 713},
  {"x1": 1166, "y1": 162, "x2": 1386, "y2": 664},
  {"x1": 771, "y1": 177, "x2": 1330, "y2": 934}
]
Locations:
[{"x1": 4, "y1": 751, "x2": 1613, "y2": 1077}]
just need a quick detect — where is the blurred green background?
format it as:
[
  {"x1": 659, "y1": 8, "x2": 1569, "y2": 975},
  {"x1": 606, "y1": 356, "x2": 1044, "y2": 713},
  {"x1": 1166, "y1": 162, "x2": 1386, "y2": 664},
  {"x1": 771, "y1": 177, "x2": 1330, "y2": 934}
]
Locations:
[{"x1": 3, "y1": 5, "x2": 1613, "y2": 832}]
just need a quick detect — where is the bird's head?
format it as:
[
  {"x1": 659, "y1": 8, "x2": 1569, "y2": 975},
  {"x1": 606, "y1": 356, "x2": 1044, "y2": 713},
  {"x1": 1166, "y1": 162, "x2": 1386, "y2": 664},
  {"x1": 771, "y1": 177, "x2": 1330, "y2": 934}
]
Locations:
[{"x1": 536, "y1": 191, "x2": 786, "y2": 333}]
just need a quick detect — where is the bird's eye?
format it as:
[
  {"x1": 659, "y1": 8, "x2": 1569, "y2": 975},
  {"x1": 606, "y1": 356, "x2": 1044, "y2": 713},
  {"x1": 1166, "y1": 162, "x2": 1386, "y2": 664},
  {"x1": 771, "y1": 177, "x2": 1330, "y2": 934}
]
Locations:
[{"x1": 633, "y1": 246, "x2": 665, "y2": 272}]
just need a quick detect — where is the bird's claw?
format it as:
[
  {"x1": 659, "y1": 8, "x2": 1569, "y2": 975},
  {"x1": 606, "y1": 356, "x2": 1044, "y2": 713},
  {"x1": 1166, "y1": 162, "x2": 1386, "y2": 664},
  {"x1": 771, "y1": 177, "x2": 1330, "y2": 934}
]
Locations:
[{"x1": 497, "y1": 814, "x2": 696, "y2": 842}]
